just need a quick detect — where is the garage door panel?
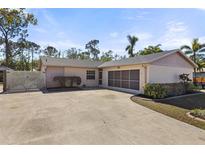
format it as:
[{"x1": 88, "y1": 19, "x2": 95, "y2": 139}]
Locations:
[
  {"x1": 130, "y1": 81, "x2": 139, "y2": 90},
  {"x1": 130, "y1": 70, "x2": 139, "y2": 80},
  {"x1": 108, "y1": 79, "x2": 113, "y2": 86},
  {"x1": 114, "y1": 71, "x2": 121, "y2": 80},
  {"x1": 121, "y1": 81, "x2": 129, "y2": 89},
  {"x1": 108, "y1": 71, "x2": 114, "y2": 80},
  {"x1": 114, "y1": 80, "x2": 121, "y2": 87},
  {"x1": 108, "y1": 69, "x2": 140, "y2": 90},
  {"x1": 122, "y1": 70, "x2": 129, "y2": 80}
]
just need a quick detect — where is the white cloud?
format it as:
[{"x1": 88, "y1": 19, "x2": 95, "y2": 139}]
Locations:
[
  {"x1": 156, "y1": 21, "x2": 191, "y2": 49},
  {"x1": 109, "y1": 32, "x2": 119, "y2": 38},
  {"x1": 198, "y1": 8, "x2": 205, "y2": 11},
  {"x1": 166, "y1": 21, "x2": 187, "y2": 33}
]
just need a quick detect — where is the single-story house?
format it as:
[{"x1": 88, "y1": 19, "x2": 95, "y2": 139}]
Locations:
[{"x1": 40, "y1": 49, "x2": 197, "y2": 93}]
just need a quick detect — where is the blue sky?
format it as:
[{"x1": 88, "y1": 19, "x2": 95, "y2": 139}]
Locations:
[{"x1": 27, "y1": 8, "x2": 205, "y2": 57}]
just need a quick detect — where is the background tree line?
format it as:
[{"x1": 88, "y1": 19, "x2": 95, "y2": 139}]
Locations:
[{"x1": 0, "y1": 9, "x2": 205, "y2": 72}]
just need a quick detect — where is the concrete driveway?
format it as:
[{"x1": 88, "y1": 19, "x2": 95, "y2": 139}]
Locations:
[{"x1": 0, "y1": 89, "x2": 205, "y2": 144}]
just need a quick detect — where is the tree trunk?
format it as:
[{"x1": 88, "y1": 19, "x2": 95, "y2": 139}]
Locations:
[
  {"x1": 5, "y1": 37, "x2": 10, "y2": 66},
  {"x1": 31, "y1": 51, "x2": 33, "y2": 71}
]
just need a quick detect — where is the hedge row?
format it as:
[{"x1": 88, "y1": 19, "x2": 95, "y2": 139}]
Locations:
[{"x1": 144, "y1": 82, "x2": 195, "y2": 99}]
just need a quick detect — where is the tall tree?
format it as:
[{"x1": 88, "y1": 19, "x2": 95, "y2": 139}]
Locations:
[
  {"x1": 43, "y1": 46, "x2": 59, "y2": 57},
  {"x1": 78, "y1": 51, "x2": 90, "y2": 60},
  {"x1": 13, "y1": 40, "x2": 31, "y2": 70},
  {"x1": 113, "y1": 54, "x2": 120, "y2": 60},
  {"x1": 21, "y1": 40, "x2": 40, "y2": 71},
  {"x1": 196, "y1": 59, "x2": 205, "y2": 72},
  {"x1": 125, "y1": 35, "x2": 138, "y2": 57},
  {"x1": 180, "y1": 38, "x2": 205, "y2": 63},
  {"x1": 85, "y1": 40, "x2": 100, "y2": 60},
  {"x1": 138, "y1": 44, "x2": 163, "y2": 55},
  {"x1": 100, "y1": 50, "x2": 114, "y2": 62},
  {"x1": 1, "y1": 39, "x2": 26, "y2": 69},
  {"x1": 66, "y1": 48, "x2": 81, "y2": 59},
  {"x1": 0, "y1": 8, "x2": 37, "y2": 67},
  {"x1": 180, "y1": 38, "x2": 205, "y2": 75}
]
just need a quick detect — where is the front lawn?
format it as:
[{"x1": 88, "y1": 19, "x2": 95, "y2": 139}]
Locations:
[{"x1": 131, "y1": 93, "x2": 205, "y2": 130}]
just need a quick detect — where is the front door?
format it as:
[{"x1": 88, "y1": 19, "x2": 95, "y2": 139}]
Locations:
[{"x1": 99, "y1": 69, "x2": 102, "y2": 85}]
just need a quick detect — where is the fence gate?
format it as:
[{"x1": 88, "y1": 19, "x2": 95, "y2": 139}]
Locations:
[{"x1": 6, "y1": 71, "x2": 45, "y2": 92}]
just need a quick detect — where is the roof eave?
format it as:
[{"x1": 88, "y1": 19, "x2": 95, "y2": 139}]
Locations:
[
  {"x1": 98, "y1": 62, "x2": 150, "y2": 68},
  {"x1": 42, "y1": 64, "x2": 99, "y2": 69}
]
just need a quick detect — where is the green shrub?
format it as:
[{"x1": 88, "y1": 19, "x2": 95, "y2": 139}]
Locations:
[
  {"x1": 144, "y1": 83, "x2": 168, "y2": 99},
  {"x1": 185, "y1": 82, "x2": 195, "y2": 93},
  {"x1": 189, "y1": 84, "x2": 202, "y2": 90},
  {"x1": 179, "y1": 73, "x2": 195, "y2": 93},
  {"x1": 144, "y1": 82, "x2": 196, "y2": 99},
  {"x1": 190, "y1": 109, "x2": 205, "y2": 120}
]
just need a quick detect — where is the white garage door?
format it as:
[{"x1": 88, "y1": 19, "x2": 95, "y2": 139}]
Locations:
[{"x1": 46, "y1": 66, "x2": 64, "y2": 88}]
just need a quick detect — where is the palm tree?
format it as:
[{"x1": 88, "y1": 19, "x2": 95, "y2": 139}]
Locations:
[
  {"x1": 180, "y1": 38, "x2": 205, "y2": 78},
  {"x1": 180, "y1": 38, "x2": 205, "y2": 64},
  {"x1": 196, "y1": 59, "x2": 205, "y2": 72},
  {"x1": 138, "y1": 44, "x2": 163, "y2": 55},
  {"x1": 125, "y1": 35, "x2": 139, "y2": 57}
]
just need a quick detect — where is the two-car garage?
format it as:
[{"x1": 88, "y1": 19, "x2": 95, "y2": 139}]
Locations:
[{"x1": 108, "y1": 69, "x2": 140, "y2": 90}]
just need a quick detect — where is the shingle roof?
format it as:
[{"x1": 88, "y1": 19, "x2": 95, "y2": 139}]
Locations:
[
  {"x1": 40, "y1": 49, "x2": 197, "y2": 69},
  {"x1": 98, "y1": 49, "x2": 180, "y2": 68},
  {"x1": 40, "y1": 56, "x2": 103, "y2": 68}
]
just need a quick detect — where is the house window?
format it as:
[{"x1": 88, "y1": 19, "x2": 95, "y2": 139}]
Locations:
[
  {"x1": 99, "y1": 69, "x2": 103, "y2": 85},
  {"x1": 86, "y1": 70, "x2": 95, "y2": 80}
]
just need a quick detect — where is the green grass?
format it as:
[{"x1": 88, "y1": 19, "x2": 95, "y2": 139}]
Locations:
[
  {"x1": 131, "y1": 93, "x2": 205, "y2": 130},
  {"x1": 191, "y1": 109, "x2": 205, "y2": 120}
]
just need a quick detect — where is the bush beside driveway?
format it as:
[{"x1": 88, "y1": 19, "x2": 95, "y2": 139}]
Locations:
[{"x1": 0, "y1": 89, "x2": 205, "y2": 144}]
